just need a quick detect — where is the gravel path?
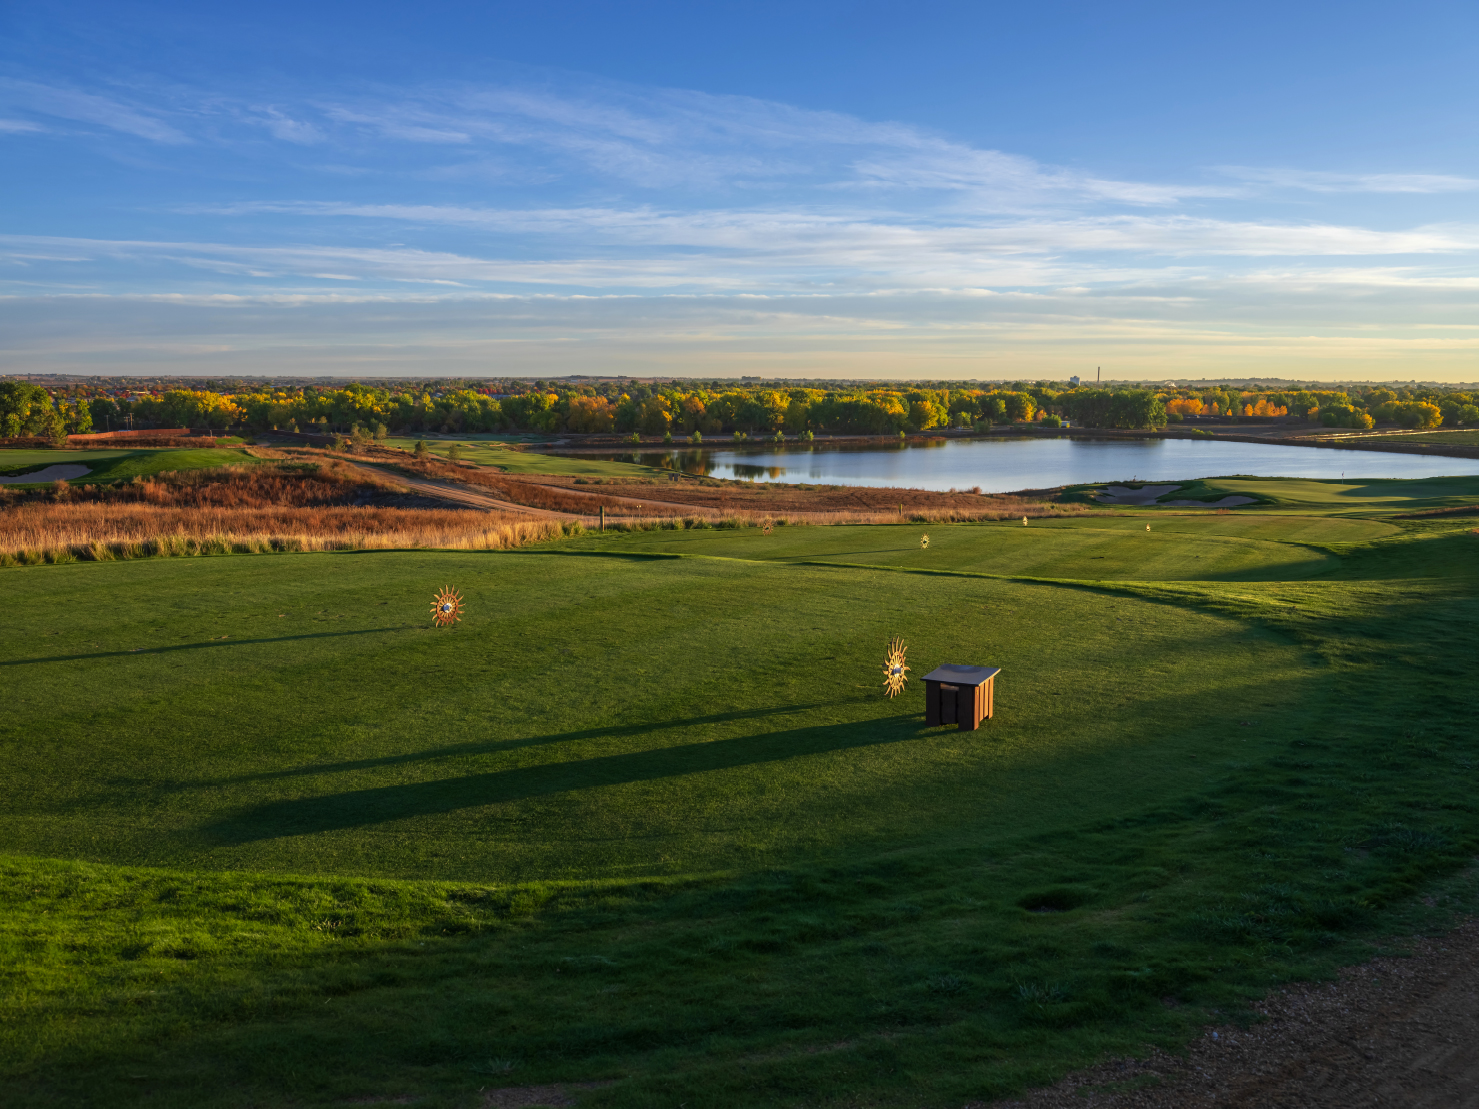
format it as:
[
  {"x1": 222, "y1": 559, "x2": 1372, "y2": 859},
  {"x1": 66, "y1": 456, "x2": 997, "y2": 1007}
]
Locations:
[{"x1": 990, "y1": 918, "x2": 1479, "y2": 1108}]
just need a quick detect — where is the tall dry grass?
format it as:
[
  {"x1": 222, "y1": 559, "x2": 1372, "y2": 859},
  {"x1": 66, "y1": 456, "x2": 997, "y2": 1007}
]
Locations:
[
  {"x1": 0, "y1": 502, "x2": 567, "y2": 566},
  {"x1": 381, "y1": 457, "x2": 692, "y2": 516}
]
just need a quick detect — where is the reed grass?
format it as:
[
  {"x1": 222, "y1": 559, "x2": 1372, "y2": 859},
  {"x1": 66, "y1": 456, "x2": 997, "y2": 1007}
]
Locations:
[{"x1": 0, "y1": 502, "x2": 568, "y2": 566}]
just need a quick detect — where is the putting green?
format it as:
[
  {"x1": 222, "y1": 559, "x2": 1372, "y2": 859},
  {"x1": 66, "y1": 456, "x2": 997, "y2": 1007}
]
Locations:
[
  {"x1": 559, "y1": 520, "x2": 1345, "y2": 581},
  {"x1": 1168, "y1": 474, "x2": 1479, "y2": 514},
  {"x1": 0, "y1": 447, "x2": 252, "y2": 484}
]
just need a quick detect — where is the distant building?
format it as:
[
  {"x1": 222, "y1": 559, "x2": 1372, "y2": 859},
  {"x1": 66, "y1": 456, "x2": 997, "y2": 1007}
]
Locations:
[{"x1": 1068, "y1": 375, "x2": 1081, "y2": 386}]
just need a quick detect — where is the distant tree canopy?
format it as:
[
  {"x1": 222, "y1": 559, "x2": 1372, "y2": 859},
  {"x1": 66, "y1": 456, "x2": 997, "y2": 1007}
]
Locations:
[{"x1": 18, "y1": 378, "x2": 1479, "y2": 438}]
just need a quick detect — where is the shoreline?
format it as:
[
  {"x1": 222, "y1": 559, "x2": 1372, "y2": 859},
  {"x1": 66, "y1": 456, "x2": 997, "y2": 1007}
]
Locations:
[{"x1": 531, "y1": 425, "x2": 1479, "y2": 462}]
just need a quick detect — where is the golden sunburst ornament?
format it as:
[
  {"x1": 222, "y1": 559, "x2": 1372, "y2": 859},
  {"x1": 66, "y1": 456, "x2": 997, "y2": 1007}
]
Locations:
[
  {"x1": 430, "y1": 586, "x2": 464, "y2": 627},
  {"x1": 920, "y1": 533, "x2": 930, "y2": 549},
  {"x1": 882, "y1": 636, "x2": 910, "y2": 698},
  {"x1": 762, "y1": 521, "x2": 773, "y2": 535}
]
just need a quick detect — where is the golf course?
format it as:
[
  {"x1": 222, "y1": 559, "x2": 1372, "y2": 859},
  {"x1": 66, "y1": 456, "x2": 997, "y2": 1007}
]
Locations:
[{"x1": 3, "y1": 473, "x2": 1478, "y2": 1107}]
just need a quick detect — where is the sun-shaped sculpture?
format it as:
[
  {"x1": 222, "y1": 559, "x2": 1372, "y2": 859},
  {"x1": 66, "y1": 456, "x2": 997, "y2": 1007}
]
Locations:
[
  {"x1": 762, "y1": 521, "x2": 773, "y2": 535},
  {"x1": 430, "y1": 585, "x2": 464, "y2": 627},
  {"x1": 882, "y1": 636, "x2": 910, "y2": 698},
  {"x1": 920, "y1": 533, "x2": 930, "y2": 549}
]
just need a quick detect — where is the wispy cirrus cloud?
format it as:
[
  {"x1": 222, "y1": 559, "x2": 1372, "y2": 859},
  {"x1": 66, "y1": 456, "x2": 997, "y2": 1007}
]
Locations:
[
  {"x1": 1215, "y1": 166, "x2": 1479, "y2": 194},
  {"x1": 0, "y1": 77, "x2": 188, "y2": 143},
  {"x1": 6, "y1": 62, "x2": 1479, "y2": 378}
]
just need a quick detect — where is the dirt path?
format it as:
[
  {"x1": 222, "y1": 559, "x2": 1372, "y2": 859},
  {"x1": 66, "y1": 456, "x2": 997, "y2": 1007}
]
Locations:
[
  {"x1": 359, "y1": 462, "x2": 727, "y2": 519},
  {"x1": 510, "y1": 476, "x2": 730, "y2": 516},
  {"x1": 991, "y1": 918, "x2": 1479, "y2": 1108},
  {"x1": 355, "y1": 464, "x2": 598, "y2": 521}
]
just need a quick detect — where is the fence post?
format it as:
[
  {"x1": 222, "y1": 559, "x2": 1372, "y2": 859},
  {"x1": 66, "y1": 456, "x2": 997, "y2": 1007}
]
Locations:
[{"x1": 600, "y1": 506, "x2": 605, "y2": 532}]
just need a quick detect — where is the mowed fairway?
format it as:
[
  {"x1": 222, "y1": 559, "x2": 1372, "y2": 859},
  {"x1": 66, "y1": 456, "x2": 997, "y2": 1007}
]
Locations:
[
  {"x1": 554, "y1": 515, "x2": 1387, "y2": 581},
  {"x1": 2, "y1": 488, "x2": 1478, "y2": 1109},
  {"x1": 0, "y1": 546, "x2": 1299, "y2": 881}
]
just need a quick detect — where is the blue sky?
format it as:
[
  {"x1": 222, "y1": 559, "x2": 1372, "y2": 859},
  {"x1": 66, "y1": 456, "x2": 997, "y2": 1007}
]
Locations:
[{"x1": 2, "y1": 0, "x2": 1477, "y2": 381}]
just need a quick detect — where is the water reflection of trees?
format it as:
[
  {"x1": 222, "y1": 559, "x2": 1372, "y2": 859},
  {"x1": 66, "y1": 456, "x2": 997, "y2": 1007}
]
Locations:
[
  {"x1": 581, "y1": 438, "x2": 946, "y2": 479},
  {"x1": 730, "y1": 464, "x2": 789, "y2": 480},
  {"x1": 608, "y1": 451, "x2": 716, "y2": 476}
]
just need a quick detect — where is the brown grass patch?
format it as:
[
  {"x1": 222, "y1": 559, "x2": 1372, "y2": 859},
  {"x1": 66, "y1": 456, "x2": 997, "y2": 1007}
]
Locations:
[
  {"x1": 53, "y1": 460, "x2": 404, "y2": 508},
  {"x1": 383, "y1": 457, "x2": 691, "y2": 516},
  {"x1": 0, "y1": 502, "x2": 568, "y2": 566}
]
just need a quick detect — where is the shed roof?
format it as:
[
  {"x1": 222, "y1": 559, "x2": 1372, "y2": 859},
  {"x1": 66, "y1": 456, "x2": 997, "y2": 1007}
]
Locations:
[{"x1": 921, "y1": 663, "x2": 1000, "y2": 686}]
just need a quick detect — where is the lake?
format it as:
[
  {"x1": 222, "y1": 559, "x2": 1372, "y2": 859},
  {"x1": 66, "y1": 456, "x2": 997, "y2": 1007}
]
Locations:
[{"x1": 569, "y1": 436, "x2": 1479, "y2": 493}]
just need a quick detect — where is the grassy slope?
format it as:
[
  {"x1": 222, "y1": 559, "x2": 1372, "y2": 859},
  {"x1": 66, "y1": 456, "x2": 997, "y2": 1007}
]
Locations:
[
  {"x1": 556, "y1": 516, "x2": 1394, "y2": 582},
  {"x1": 382, "y1": 438, "x2": 659, "y2": 478},
  {"x1": 1171, "y1": 474, "x2": 1479, "y2": 513},
  {"x1": 0, "y1": 447, "x2": 253, "y2": 485},
  {"x1": 2, "y1": 479, "x2": 1478, "y2": 1108},
  {"x1": 1352, "y1": 430, "x2": 1479, "y2": 447}
]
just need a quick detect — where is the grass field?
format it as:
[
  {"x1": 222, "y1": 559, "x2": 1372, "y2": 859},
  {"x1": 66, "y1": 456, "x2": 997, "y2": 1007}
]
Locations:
[
  {"x1": 382, "y1": 438, "x2": 659, "y2": 477},
  {"x1": 1147, "y1": 474, "x2": 1479, "y2": 514},
  {"x1": 0, "y1": 447, "x2": 254, "y2": 485},
  {"x1": 2, "y1": 476, "x2": 1478, "y2": 1108},
  {"x1": 554, "y1": 515, "x2": 1395, "y2": 582},
  {"x1": 1330, "y1": 430, "x2": 1479, "y2": 447}
]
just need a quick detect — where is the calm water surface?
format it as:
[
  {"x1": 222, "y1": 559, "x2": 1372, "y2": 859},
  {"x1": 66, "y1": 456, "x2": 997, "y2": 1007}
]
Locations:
[{"x1": 575, "y1": 437, "x2": 1479, "y2": 493}]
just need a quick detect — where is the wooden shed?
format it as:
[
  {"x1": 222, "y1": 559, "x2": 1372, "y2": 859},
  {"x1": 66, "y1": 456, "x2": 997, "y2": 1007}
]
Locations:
[{"x1": 922, "y1": 664, "x2": 1000, "y2": 731}]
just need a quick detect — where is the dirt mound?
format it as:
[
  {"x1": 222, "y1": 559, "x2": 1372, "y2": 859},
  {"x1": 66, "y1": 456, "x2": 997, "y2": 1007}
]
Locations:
[{"x1": 992, "y1": 918, "x2": 1479, "y2": 1108}]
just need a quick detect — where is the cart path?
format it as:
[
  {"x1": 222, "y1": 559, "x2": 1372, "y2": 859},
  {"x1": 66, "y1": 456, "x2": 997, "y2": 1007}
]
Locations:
[{"x1": 990, "y1": 916, "x2": 1479, "y2": 1108}]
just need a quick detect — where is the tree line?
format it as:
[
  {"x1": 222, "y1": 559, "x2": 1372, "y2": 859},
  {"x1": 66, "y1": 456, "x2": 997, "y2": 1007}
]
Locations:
[{"x1": 7, "y1": 378, "x2": 1477, "y2": 441}]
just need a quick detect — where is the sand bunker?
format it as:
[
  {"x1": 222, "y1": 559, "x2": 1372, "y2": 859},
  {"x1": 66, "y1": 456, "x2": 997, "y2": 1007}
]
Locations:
[
  {"x1": 1094, "y1": 484, "x2": 1182, "y2": 505},
  {"x1": 0, "y1": 464, "x2": 92, "y2": 485},
  {"x1": 1094, "y1": 484, "x2": 1254, "y2": 508}
]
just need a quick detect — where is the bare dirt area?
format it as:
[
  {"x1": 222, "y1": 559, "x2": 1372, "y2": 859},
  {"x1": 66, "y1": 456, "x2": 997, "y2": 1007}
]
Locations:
[
  {"x1": 355, "y1": 463, "x2": 599, "y2": 520},
  {"x1": 991, "y1": 918, "x2": 1479, "y2": 1109},
  {"x1": 331, "y1": 443, "x2": 1090, "y2": 520},
  {"x1": 521, "y1": 473, "x2": 1089, "y2": 520}
]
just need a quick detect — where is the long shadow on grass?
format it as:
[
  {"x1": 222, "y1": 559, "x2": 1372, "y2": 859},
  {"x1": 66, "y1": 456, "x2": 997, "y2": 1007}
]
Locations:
[
  {"x1": 205, "y1": 713, "x2": 925, "y2": 843},
  {"x1": 209, "y1": 702, "x2": 835, "y2": 786},
  {"x1": 0, "y1": 628, "x2": 405, "y2": 667}
]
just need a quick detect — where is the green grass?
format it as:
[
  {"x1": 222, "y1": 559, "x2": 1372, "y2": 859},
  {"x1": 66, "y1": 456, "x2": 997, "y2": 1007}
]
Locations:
[
  {"x1": 0, "y1": 447, "x2": 254, "y2": 486},
  {"x1": 1363, "y1": 429, "x2": 1479, "y2": 447},
  {"x1": 1155, "y1": 474, "x2": 1479, "y2": 514},
  {"x1": 2, "y1": 478, "x2": 1478, "y2": 1107},
  {"x1": 382, "y1": 438, "x2": 660, "y2": 477},
  {"x1": 554, "y1": 516, "x2": 1392, "y2": 582}
]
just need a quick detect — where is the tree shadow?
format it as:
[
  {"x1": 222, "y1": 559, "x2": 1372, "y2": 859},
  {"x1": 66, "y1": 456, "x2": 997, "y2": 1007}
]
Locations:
[
  {"x1": 0, "y1": 628, "x2": 406, "y2": 667},
  {"x1": 204, "y1": 713, "x2": 927, "y2": 844},
  {"x1": 210, "y1": 702, "x2": 837, "y2": 786}
]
